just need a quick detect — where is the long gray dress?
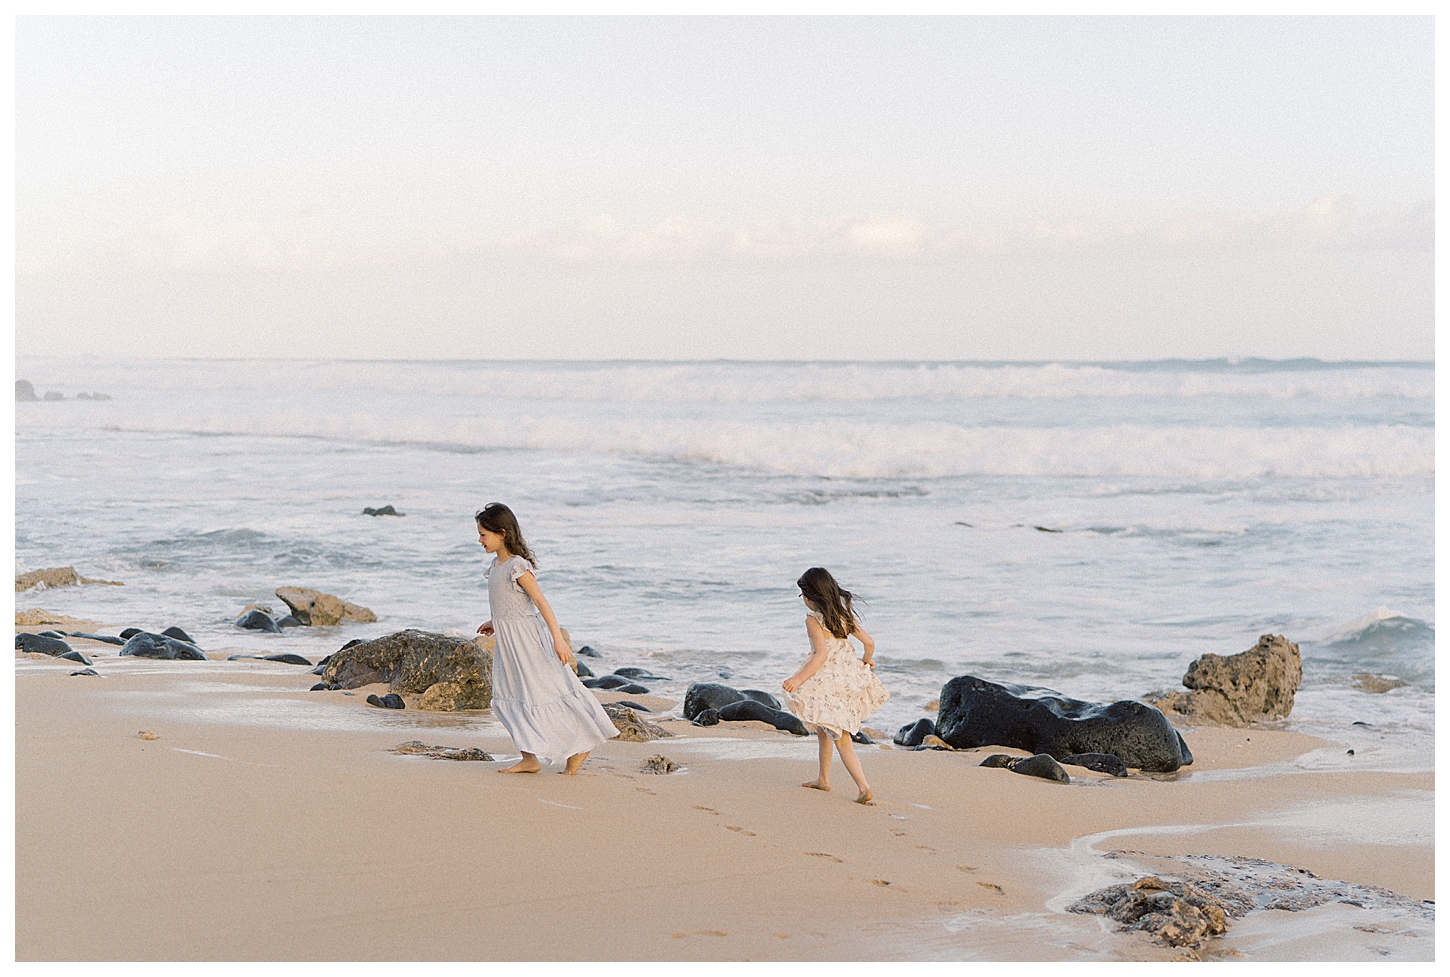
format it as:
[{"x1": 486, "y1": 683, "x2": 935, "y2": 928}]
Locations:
[{"x1": 487, "y1": 554, "x2": 618, "y2": 761}]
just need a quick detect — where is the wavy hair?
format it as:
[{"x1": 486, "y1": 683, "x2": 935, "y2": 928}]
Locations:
[
  {"x1": 797, "y1": 566, "x2": 858, "y2": 639},
  {"x1": 475, "y1": 503, "x2": 538, "y2": 568}
]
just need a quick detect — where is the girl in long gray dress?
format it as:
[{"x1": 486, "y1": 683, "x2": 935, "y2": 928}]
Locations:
[{"x1": 474, "y1": 503, "x2": 618, "y2": 774}]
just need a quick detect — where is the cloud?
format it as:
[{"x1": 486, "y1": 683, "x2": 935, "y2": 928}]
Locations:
[{"x1": 15, "y1": 196, "x2": 1432, "y2": 275}]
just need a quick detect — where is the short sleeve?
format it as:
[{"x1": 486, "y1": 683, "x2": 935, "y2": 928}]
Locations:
[
  {"x1": 806, "y1": 609, "x2": 825, "y2": 625},
  {"x1": 509, "y1": 557, "x2": 533, "y2": 584}
]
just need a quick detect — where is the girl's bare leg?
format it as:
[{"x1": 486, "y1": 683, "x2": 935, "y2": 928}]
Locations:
[
  {"x1": 834, "y1": 735, "x2": 873, "y2": 804},
  {"x1": 499, "y1": 751, "x2": 541, "y2": 774},
  {"x1": 802, "y1": 731, "x2": 833, "y2": 790},
  {"x1": 562, "y1": 751, "x2": 589, "y2": 775}
]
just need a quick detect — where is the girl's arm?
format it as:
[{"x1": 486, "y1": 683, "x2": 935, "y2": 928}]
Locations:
[
  {"x1": 782, "y1": 615, "x2": 832, "y2": 693},
  {"x1": 851, "y1": 618, "x2": 876, "y2": 668},
  {"x1": 516, "y1": 570, "x2": 573, "y2": 665}
]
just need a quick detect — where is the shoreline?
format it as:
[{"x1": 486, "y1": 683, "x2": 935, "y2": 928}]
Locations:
[{"x1": 14, "y1": 642, "x2": 1434, "y2": 962}]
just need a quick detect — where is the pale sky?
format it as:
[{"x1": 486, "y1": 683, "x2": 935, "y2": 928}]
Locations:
[{"x1": 14, "y1": 16, "x2": 1435, "y2": 361}]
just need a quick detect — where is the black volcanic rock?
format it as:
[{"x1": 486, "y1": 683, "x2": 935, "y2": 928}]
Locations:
[
  {"x1": 894, "y1": 718, "x2": 935, "y2": 747},
  {"x1": 119, "y1": 632, "x2": 207, "y2": 661},
  {"x1": 937, "y1": 675, "x2": 1192, "y2": 773},
  {"x1": 235, "y1": 609, "x2": 281, "y2": 633},
  {"x1": 716, "y1": 699, "x2": 809, "y2": 735},
  {"x1": 16, "y1": 632, "x2": 73, "y2": 656}
]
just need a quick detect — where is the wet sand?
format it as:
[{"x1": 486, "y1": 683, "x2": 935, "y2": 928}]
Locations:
[{"x1": 14, "y1": 638, "x2": 1435, "y2": 961}]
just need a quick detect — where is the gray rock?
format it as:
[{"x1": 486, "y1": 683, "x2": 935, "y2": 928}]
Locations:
[
  {"x1": 367, "y1": 693, "x2": 406, "y2": 709},
  {"x1": 57, "y1": 650, "x2": 93, "y2": 666},
  {"x1": 43, "y1": 391, "x2": 64, "y2": 401},
  {"x1": 575, "y1": 645, "x2": 601, "y2": 657},
  {"x1": 362, "y1": 505, "x2": 404, "y2": 516},
  {"x1": 119, "y1": 628, "x2": 143, "y2": 639},
  {"x1": 276, "y1": 616, "x2": 302, "y2": 628},
  {"x1": 16, "y1": 380, "x2": 39, "y2": 402},
  {"x1": 70, "y1": 668, "x2": 100, "y2": 676},
  {"x1": 693, "y1": 708, "x2": 721, "y2": 727},
  {"x1": 574, "y1": 661, "x2": 594, "y2": 678},
  {"x1": 161, "y1": 626, "x2": 196, "y2": 643}
]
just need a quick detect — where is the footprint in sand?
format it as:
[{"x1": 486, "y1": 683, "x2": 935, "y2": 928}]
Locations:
[
  {"x1": 724, "y1": 825, "x2": 756, "y2": 836},
  {"x1": 805, "y1": 852, "x2": 843, "y2": 862},
  {"x1": 634, "y1": 787, "x2": 656, "y2": 795},
  {"x1": 869, "y1": 879, "x2": 891, "y2": 887},
  {"x1": 977, "y1": 881, "x2": 1005, "y2": 894},
  {"x1": 671, "y1": 930, "x2": 727, "y2": 938},
  {"x1": 693, "y1": 805, "x2": 719, "y2": 814},
  {"x1": 956, "y1": 865, "x2": 978, "y2": 872}
]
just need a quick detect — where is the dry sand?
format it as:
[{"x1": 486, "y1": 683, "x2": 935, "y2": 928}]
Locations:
[{"x1": 14, "y1": 635, "x2": 1435, "y2": 961}]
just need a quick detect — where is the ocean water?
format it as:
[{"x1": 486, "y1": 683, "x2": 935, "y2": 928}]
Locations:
[{"x1": 13, "y1": 357, "x2": 1434, "y2": 768}]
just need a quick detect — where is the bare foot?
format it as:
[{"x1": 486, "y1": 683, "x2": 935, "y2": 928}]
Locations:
[
  {"x1": 499, "y1": 759, "x2": 541, "y2": 774},
  {"x1": 562, "y1": 751, "x2": 589, "y2": 775},
  {"x1": 801, "y1": 780, "x2": 830, "y2": 791},
  {"x1": 855, "y1": 788, "x2": 874, "y2": 805}
]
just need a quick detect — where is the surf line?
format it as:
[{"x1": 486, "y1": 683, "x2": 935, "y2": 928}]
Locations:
[
  {"x1": 171, "y1": 747, "x2": 279, "y2": 768},
  {"x1": 538, "y1": 799, "x2": 582, "y2": 810}
]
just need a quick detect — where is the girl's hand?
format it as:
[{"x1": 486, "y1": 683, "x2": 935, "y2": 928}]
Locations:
[
  {"x1": 477, "y1": 621, "x2": 494, "y2": 636},
  {"x1": 782, "y1": 676, "x2": 801, "y2": 694},
  {"x1": 554, "y1": 634, "x2": 574, "y2": 666},
  {"x1": 862, "y1": 656, "x2": 874, "y2": 669}
]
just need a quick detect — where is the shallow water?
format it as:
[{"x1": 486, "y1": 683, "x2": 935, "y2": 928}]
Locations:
[{"x1": 14, "y1": 357, "x2": 1433, "y2": 763}]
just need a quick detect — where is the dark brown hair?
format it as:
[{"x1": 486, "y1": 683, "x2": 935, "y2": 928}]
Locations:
[
  {"x1": 475, "y1": 503, "x2": 538, "y2": 568},
  {"x1": 797, "y1": 566, "x2": 858, "y2": 639}
]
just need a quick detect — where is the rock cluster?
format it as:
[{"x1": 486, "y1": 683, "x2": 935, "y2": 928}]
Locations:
[
  {"x1": 275, "y1": 586, "x2": 376, "y2": 626},
  {"x1": 936, "y1": 675, "x2": 1192, "y2": 772},
  {"x1": 980, "y1": 753, "x2": 1071, "y2": 782},
  {"x1": 390, "y1": 741, "x2": 493, "y2": 760},
  {"x1": 602, "y1": 702, "x2": 672, "y2": 742},
  {"x1": 15, "y1": 566, "x2": 124, "y2": 592},
  {"x1": 1147, "y1": 635, "x2": 1302, "y2": 726},
  {"x1": 319, "y1": 629, "x2": 492, "y2": 710},
  {"x1": 1068, "y1": 875, "x2": 1249, "y2": 948},
  {"x1": 640, "y1": 754, "x2": 677, "y2": 774}
]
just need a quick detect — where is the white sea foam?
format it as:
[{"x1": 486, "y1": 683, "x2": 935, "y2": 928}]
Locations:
[
  {"x1": 14, "y1": 357, "x2": 1434, "y2": 402},
  {"x1": 16, "y1": 402, "x2": 1433, "y2": 480}
]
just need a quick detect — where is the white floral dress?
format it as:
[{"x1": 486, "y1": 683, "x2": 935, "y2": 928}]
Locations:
[{"x1": 782, "y1": 610, "x2": 890, "y2": 738}]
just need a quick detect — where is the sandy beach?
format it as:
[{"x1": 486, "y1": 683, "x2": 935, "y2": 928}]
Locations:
[{"x1": 15, "y1": 630, "x2": 1433, "y2": 962}]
